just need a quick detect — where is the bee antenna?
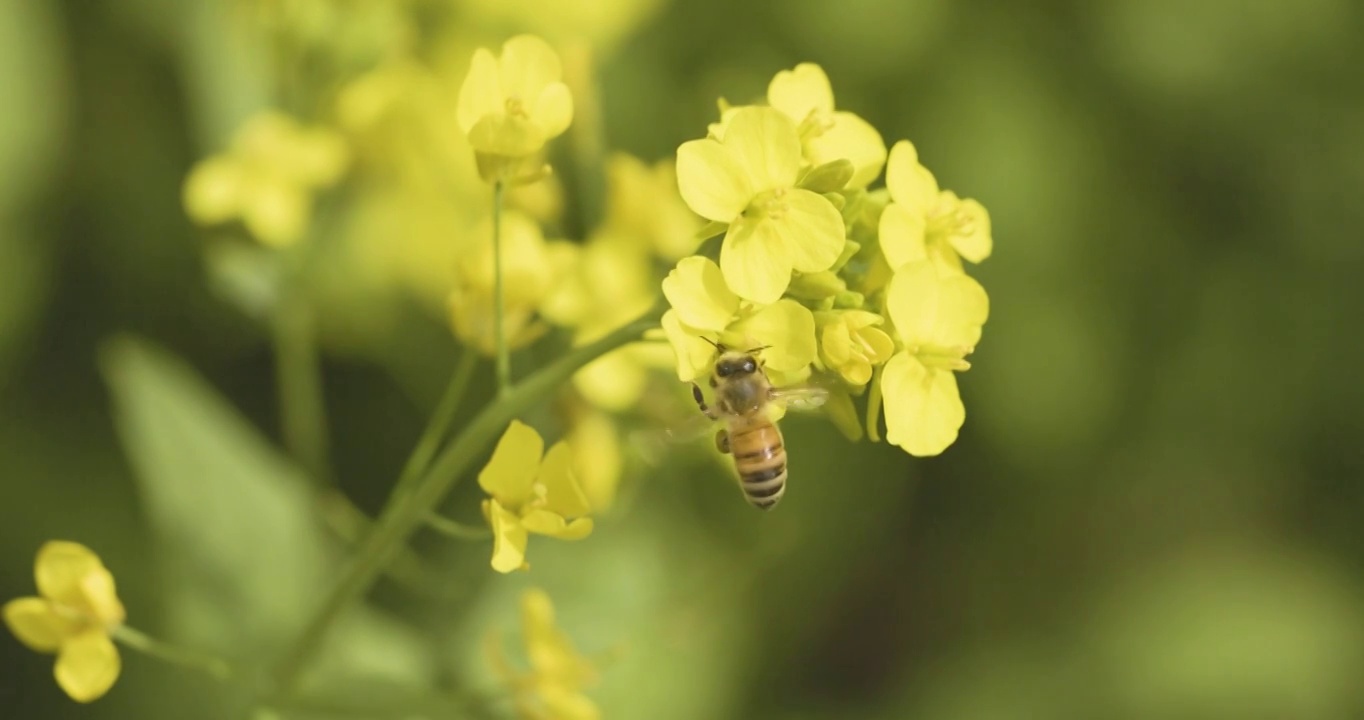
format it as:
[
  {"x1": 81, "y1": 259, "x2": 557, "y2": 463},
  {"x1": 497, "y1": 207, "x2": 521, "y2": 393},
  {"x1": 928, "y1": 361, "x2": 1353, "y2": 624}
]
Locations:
[
  {"x1": 747, "y1": 345, "x2": 772, "y2": 354},
  {"x1": 699, "y1": 336, "x2": 724, "y2": 351}
]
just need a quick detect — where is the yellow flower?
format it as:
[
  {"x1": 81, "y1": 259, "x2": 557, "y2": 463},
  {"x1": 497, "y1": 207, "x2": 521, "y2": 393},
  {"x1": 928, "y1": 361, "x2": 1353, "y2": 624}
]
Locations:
[
  {"x1": 183, "y1": 111, "x2": 349, "y2": 247},
  {"x1": 600, "y1": 153, "x2": 703, "y2": 260},
  {"x1": 767, "y1": 63, "x2": 887, "y2": 188},
  {"x1": 676, "y1": 106, "x2": 846, "y2": 303},
  {"x1": 877, "y1": 260, "x2": 989, "y2": 456},
  {"x1": 448, "y1": 211, "x2": 564, "y2": 355},
  {"x1": 660, "y1": 256, "x2": 817, "y2": 383},
  {"x1": 816, "y1": 310, "x2": 895, "y2": 386},
  {"x1": 3, "y1": 541, "x2": 125, "y2": 703},
  {"x1": 456, "y1": 34, "x2": 573, "y2": 183},
  {"x1": 878, "y1": 140, "x2": 993, "y2": 273},
  {"x1": 479, "y1": 420, "x2": 594, "y2": 573},
  {"x1": 488, "y1": 588, "x2": 600, "y2": 720}
]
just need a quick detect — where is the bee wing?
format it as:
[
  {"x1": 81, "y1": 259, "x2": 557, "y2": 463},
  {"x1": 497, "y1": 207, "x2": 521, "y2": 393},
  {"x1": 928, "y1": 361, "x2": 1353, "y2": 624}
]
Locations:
[
  {"x1": 627, "y1": 411, "x2": 719, "y2": 467},
  {"x1": 769, "y1": 384, "x2": 830, "y2": 413}
]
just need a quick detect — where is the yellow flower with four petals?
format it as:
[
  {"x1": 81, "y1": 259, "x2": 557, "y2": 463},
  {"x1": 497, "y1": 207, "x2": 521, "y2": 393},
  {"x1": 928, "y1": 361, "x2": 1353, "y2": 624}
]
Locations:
[
  {"x1": 676, "y1": 106, "x2": 846, "y2": 304},
  {"x1": 457, "y1": 34, "x2": 574, "y2": 183},
  {"x1": 3, "y1": 541, "x2": 126, "y2": 703},
  {"x1": 767, "y1": 62, "x2": 888, "y2": 189},
  {"x1": 479, "y1": 420, "x2": 594, "y2": 573},
  {"x1": 878, "y1": 139, "x2": 993, "y2": 274},
  {"x1": 659, "y1": 256, "x2": 817, "y2": 385},
  {"x1": 877, "y1": 260, "x2": 989, "y2": 456},
  {"x1": 488, "y1": 588, "x2": 601, "y2": 720}
]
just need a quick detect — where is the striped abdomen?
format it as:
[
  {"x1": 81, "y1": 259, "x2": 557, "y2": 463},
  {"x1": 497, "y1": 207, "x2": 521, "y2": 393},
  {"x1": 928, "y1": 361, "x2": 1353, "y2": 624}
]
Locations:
[{"x1": 728, "y1": 420, "x2": 787, "y2": 511}]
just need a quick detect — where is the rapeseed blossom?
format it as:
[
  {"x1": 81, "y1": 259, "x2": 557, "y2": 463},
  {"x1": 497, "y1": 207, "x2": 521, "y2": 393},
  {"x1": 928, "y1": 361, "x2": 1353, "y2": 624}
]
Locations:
[
  {"x1": 183, "y1": 111, "x2": 349, "y2": 247},
  {"x1": 478, "y1": 420, "x2": 594, "y2": 573},
  {"x1": 456, "y1": 34, "x2": 574, "y2": 184},
  {"x1": 487, "y1": 588, "x2": 600, "y2": 720},
  {"x1": 676, "y1": 106, "x2": 846, "y2": 304},
  {"x1": 663, "y1": 63, "x2": 996, "y2": 458},
  {"x1": 3, "y1": 542, "x2": 125, "y2": 703}
]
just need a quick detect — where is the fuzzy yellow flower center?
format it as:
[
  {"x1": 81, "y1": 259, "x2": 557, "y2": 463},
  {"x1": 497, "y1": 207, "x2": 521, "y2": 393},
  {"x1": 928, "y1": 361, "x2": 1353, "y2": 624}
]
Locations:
[
  {"x1": 505, "y1": 95, "x2": 529, "y2": 118},
  {"x1": 746, "y1": 187, "x2": 792, "y2": 222}
]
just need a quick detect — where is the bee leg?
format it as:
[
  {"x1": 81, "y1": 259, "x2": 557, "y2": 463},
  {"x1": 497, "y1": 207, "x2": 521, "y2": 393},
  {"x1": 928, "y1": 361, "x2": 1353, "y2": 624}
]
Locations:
[
  {"x1": 692, "y1": 383, "x2": 719, "y2": 420},
  {"x1": 714, "y1": 429, "x2": 731, "y2": 455}
]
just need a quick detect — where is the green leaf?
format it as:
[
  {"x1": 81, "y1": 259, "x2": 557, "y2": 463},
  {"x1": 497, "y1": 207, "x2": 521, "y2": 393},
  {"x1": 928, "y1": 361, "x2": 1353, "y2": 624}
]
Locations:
[
  {"x1": 797, "y1": 158, "x2": 855, "y2": 193},
  {"x1": 100, "y1": 336, "x2": 432, "y2": 687}
]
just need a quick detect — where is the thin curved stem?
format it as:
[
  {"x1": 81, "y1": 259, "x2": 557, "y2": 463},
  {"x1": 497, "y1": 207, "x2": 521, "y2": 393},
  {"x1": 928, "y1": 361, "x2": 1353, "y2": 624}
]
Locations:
[
  {"x1": 274, "y1": 291, "x2": 332, "y2": 486},
  {"x1": 426, "y1": 512, "x2": 492, "y2": 540},
  {"x1": 111, "y1": 625, "x2": 232, "y2": 681},
  {"x1": 491, "y1": 181, "x2": 510, "y2": 396},
  {"x1": 268, "y1": 303, "x2": 665, "y2": 697}
]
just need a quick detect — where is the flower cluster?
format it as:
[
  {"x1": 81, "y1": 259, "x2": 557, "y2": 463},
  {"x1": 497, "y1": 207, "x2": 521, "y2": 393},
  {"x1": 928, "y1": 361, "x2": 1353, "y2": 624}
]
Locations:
[
  {"x1": 664, "y1": 63, "x2": 993, "y2": 456},
  {"x1": 3, "y1": 542, "x2": 126, "y2": 703}
]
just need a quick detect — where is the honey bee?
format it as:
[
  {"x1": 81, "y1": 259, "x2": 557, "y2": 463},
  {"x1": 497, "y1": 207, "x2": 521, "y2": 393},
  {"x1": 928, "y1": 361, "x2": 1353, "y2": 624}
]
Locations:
[{"x1": 687, "y1": 340, "x2": 827, "y2": 511}]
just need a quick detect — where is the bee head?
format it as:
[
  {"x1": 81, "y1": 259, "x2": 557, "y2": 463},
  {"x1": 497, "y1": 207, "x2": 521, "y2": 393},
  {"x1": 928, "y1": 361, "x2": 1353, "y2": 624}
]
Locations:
[{"x1": 713, "y1": 345, "x2": 769, "y2": 379}]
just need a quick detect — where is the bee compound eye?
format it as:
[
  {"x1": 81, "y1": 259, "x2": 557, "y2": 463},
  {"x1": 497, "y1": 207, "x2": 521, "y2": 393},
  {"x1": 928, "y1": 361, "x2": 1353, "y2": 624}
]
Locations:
[
  {"x1": 742, "y1": 359, "x2": 757, "y2": 373},
  {"x1": 716, "y1": 364, "x2": 731, "y2": 377}
]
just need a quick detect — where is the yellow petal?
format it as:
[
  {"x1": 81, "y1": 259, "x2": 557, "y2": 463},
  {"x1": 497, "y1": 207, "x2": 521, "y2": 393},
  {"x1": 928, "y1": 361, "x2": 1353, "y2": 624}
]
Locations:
[
  {"x1": 807, "y1": 111, "x2": 887, "y2": 188},
  {"x1": 242, "y1": 180, "x2": 310, "y2": 247},
  {"x1": 521, "y1": 511, "x2": 594, "y2": 540},
  {"x1": 3, "y1": 598, "x2": 77, "y2": 653},
  {"x1": 478, "y1": 420, "x2": 544, "y2": 507},
  {"x1": 767, "y1": 62, "x2": 834, "y2": 122},
  {"x1": 885, "y1": 140, "x2": 939, "y2": 211},
  {"x1": 534, "y1": 82, "x2": 574, "y2": 140},
  {"x1": 950, "y1": 197, "x2": 992, "y2": 263},
  {"x1": 772, "y1": 189, "x2": 845, "y2": 273},
  {"x1": 498, "y1": 35, "x2": 562, "y2": 102},
  {"x1": 182, "y1": 157, "x2": 244, "y2": 224},
  {"x1": 468, "y1": 114, "x2": 547, "y2": 157},
  {"x1": 662, "y1": 256, "x2": 740, "y2": 331},
  {"x1": 536, "y1": 442, "x2": 591, "y2": 518},
  {"x1": 723, "y1": 106, "x2": 802, "y2": 192},
  {"x1": 488, "y1": 500, "x2": 530, "y2": 573},
  {"x1": 720, "y1": 219, "x2": 794, "y2": 304},
  {"x1": 821, "y1": 320, "x2": 853, "y2": 366},
  {"x1": 731, "y1": 299, "x2": 816, "y2": 374},
  {"x1": 456, "y1": 48, "x2": 503, "y2": 134},
  {"x1": 881, "y1": 352, "x2": 964, "y2": 457},
  {"x1": 858, "y1": 325, "x2": 896, "y2": 365},
  {"x1": 54, "y1": 630, "x2": 120, "y2": 703},
  {"x1": 885, "y1": 260, "x2": 989, "y2": 348},
  {"x1": 878, "y1": 201, "x2": 927, "y2": 270},
  {"x1": 676, "y1": 138, "x2": 751, "y2": 221},
  {"x1": 36, "y1": 542, "x2": 113, "y2": 611},
  {"x1": 291, "y1": 128, "x2": 350, "y2": 187},
  {"x1": 660, "y1": 310, "x2": 714, "y2": 382},
  {"x1": 573, "y1": 349, "x2": 647, "y2": 412},
  {"x1": 566, "y1": 411, "x2": 623, "y2": 511}
]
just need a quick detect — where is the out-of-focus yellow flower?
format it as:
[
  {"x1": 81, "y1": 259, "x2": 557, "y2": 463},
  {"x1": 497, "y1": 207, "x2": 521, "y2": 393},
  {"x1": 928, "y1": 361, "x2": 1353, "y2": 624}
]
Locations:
[
  {"x1": 600, "y1": 153, "x2": 703, "y2": 260},
  {"x1": 565, "y1": 406, "x2": 624, "y2": 512},
  {"x1": 878, "y1": 140, "x2": 993, "y2": 273},
  {"x1": 183, "y1": 111, "x2": 349, "y2": 247},
  {"x1": 877, "y1": 260, "x2": 989, "y2": 456},
  {"x1": 3, "y1": 541, "x2": 125, "y2": 703},
  {"x1": 676, "y1": 106, "x2": 846, "y2": 303},
  {"x1": 456, "y1": 35, "x2": 573, "y2": 183},
  {"x1": 479, "y1": 421, "x2": 594, "y2": 573},
  {"x1": 448, "y1": 211, "x2": 566, "y2": 355},
  {"x1": 488, "y1": 588, "x2": 600, "y2": 720},
  {"x1": 767, "y1": 63, "x2": 887, "y2": 188},
  {"x1": 660, "y1": 256, "x2": 817, "y2": 384},
  {"x1": 816, "y1": 310, "x2": 894, "y2": 386}
]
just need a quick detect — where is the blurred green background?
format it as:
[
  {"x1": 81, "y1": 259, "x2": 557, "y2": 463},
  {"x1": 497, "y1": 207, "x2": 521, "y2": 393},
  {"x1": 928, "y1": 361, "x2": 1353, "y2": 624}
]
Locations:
[{"x1": 4, "y1": 0, "x2": 1364, "y2": 718}]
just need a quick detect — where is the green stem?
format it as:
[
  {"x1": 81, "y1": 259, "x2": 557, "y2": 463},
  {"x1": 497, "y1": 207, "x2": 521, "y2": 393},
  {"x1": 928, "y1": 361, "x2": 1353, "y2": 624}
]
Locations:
[
  {"x1": 425, "y1": 512, "x2": 492, "y2": 540},
  {"x1": 392, "y1": 349, "x2": 480, "y2": 496},
  {"x1": 269, "y1": 303, "x2": 665, "y2": 697},
  {"x1": 274, "y1": 293, "x2": 332, "y2": 485},
  {"x1": 491, "y1": 181, "x2": 510, "y2": 396},
  {"x1": 111, "y1": 625, "x2": 232, "y2": 680}
]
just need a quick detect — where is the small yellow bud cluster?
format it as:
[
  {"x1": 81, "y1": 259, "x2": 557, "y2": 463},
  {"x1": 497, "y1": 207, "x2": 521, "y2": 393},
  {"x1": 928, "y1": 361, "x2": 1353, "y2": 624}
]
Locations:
[{"x1": 665, "y1": 63, "x2": 994, "y2": 456}]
